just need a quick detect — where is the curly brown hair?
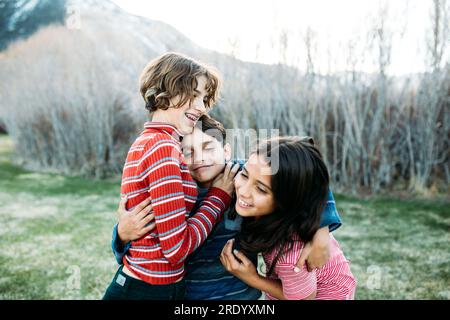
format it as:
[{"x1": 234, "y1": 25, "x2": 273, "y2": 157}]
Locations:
[{"x1": 139, "y1": 52, "x2": 221, "y2": 113}]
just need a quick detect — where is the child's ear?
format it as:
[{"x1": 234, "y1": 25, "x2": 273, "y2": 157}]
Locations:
[{"x1": 224, "y1": 143, "x2": 232, "y2": 161}]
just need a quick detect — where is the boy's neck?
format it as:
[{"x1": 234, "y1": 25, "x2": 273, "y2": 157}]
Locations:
[
  {"x1": 197, "y1": 163, "x2": 227, "y2": 190},
  {"x1": 197, "y1": 181, "x2": 213, "y2": 189}
]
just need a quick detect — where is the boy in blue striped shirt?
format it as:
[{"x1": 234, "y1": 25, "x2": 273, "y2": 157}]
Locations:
[{"x1": 111, "y1": 115, "x2": 342, "y2": 300}]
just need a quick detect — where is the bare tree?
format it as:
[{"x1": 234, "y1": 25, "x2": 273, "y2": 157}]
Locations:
[{"x1": 1, "y1": 1, "x2": 448, "y2": 196}]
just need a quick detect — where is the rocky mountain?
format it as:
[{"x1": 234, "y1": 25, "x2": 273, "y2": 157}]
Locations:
[
  {"x1": 0, "y1": 0, "x2": 66, "y2": 51},
  {"x1": 1, "y1": 0, "x2": 299, "y2": 129},
  {"x1": 1, "y1": 0, "x2": 446, "y2": 195},
  {"x1": 0, "y1": 0, "x2": 301, "y2": 175}
]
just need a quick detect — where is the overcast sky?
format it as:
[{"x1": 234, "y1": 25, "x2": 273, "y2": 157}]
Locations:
[{"x1": 111, "y1": 0, "x2": 439, "y2": 75}]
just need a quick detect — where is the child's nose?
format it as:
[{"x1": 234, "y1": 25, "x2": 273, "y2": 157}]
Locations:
[
  {"x1": 193, "y1": 152, "x2": 203, "y2": 164},
  {"x1": 194, "y1": 100, "x2": 206, "y2": 114},
  {"x1": 238, "y1": 182, "x2": 252, "y2": 199}
]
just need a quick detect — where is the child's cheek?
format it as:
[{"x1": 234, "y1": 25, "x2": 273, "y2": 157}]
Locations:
[
  {"x1": 234, "y1": 175, "x2": 243, "y2": 189},
  {"x1": 256, "y1": 195, "x2": 276, "y2": 216}
]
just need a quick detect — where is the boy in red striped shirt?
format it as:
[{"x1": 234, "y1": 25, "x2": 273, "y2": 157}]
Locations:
[{"x1": 103, "y1": 53, "x2": 239, "y2": 300}]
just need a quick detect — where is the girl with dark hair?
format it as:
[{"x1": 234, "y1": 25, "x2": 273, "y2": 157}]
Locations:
[{"x1": 220, "y1": 137, "x2": 356, "y2": 300}]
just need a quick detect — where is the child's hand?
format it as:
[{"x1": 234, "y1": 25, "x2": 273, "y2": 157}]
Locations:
[
  {"x1": 220, "y1": 239, "x2": 258, "y2": 283},
  {"x1": 295, "y1": 226, "x2": 331, "y2": 272},
  {"x1": 117, "y1": 196, "x2": 156, "y2": 244},
  {"x1": 212, "y1": 162, "x2": 240, "y2": 196}
]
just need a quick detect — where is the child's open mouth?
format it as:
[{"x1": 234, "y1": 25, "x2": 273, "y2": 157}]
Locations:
[
  {"x1": 185, "y1": 112, "x2": 200, "y2": 124},
  {"x1": 237, "y1": 198, "x2": 253, "y2": 209}
]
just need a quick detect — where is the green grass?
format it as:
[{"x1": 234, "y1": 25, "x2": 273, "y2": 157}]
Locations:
[
  {"x1": 0, "y1": 134, "x2": 449, "y2": 300},
  {"x1": 0, "y1": 135, "x2": 119, "y2": 299},
  {"x1": 332, "y1": 194, "x2": 450, "y2": 299}
]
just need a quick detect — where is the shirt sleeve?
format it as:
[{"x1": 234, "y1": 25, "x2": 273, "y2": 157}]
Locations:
[
  {"x1": 276, "y1": 264, "x2": 317, "y2": 300},
  {"x1": 134, "y1": 138, "x2": 231, "y2": 266},
  {"x1": 111, "y1": 223, "x2": 131, "y2": 265},
  {"x1": 319, "y1": 188, "x2": 342, "y2": 232}
]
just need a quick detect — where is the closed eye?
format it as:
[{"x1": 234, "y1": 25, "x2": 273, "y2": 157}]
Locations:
[{"x1": 257, "y1": 186, "x2": 267, "y2": 194}]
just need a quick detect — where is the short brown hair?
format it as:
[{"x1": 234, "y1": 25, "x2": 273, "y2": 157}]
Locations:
[
  {"x1": 139, "y1": 52, "x2": 221, "y2": 113},
  {"x1": 198, "y1": 114, "x2": 226, "y2": 141}
]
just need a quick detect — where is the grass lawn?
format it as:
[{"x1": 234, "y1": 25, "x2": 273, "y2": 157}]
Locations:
[{"x1": 0, "y1": 134, "x2": 449, "y2": 300}]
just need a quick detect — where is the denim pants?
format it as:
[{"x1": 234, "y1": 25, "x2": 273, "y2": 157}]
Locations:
[{"x1": 102, "y1": 265, "x2": 186, "y2": 300}]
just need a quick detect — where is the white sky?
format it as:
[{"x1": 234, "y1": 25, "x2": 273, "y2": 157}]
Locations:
[{"x1": 111, "y1": 0, "x2": 438, "y2": 75}]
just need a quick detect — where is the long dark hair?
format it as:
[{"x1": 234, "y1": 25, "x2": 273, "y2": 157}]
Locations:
[{"x1": 238, "y1": 136, "x2": 330, "y2": 276}]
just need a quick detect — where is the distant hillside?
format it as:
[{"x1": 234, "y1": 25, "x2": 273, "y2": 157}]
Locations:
[
  {"x1": 0, "y1": 0, "x2": 302, "y2": 130},
  {"x1": 0, "y1": 0, "x2": 302, "y2": 176},
  {"x1": 0, "y1": 0, "x2": 66, "y2": 51},
  {"x1": 0, "y1": 0, "x2": 446, "y2": 194}
]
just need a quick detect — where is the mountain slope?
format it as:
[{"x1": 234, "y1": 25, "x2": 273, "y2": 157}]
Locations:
[
  {"x1": 0, "y1": 0, "x2": 66, "y2": 51},
  {"x1": 0, "y1": 0, "x2": 301, "y2": 176}
]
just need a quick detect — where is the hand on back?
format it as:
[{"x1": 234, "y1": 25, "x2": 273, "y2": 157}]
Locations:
[{"x1": 117, "y1": 197, "x2": 156, "y2": 244}]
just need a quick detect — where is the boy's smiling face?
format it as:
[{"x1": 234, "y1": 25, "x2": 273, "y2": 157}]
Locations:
[{"x1": 181, "y1": 127, "x2": 231, "y2": 187}]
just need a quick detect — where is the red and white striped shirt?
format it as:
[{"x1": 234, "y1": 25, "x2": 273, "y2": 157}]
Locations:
[
  {"x1": 121, "y1": 122, "x2": 231, "y2": 285},
  {"x1": 263, "y1": 234, "x2": 357, "y2": 300}
]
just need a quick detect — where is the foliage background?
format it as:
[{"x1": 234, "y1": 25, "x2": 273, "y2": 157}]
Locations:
[{"x1": 0, "y1": 0, "x2": 448, "y2": 299}]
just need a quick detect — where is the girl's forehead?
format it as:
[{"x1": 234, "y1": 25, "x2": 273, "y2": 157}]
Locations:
[
  {"x1": 247, "y1": 153, "x2": 268, "y2": 165},
  {"x1": 245, "y1": 154, "x2": 272, "y2": 178}
]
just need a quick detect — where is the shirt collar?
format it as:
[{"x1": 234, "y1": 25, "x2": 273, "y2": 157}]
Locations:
[{"x1": 143, "y1": 121, "x2": 184, "y2": 142}]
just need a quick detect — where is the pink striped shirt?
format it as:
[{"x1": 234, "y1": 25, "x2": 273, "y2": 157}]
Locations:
[{"x1": 263, "y1": 234, "x2": 357, "y2": 300}]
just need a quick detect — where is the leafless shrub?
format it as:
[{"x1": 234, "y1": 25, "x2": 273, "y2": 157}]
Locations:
[
  {"x1": 0, "y1": 2, "x2": 448, "y2": 195},
  {"x1": 0, "y1": 25, "x2": 146, "y2": 178}
]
